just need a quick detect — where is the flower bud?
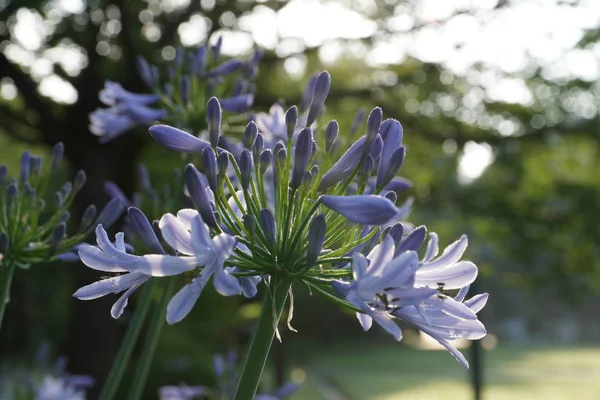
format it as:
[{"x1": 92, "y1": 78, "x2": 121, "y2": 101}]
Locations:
[
  {"x1": 128, "y1": 207, "x2": 165, "y2": 254},
  {"x1": 395, "y1": 226, "x2": 427, "y2": 255},
  {"x1": 378, "y1": 146, "x2": 406, "y2": 190},
  {"x1": 206, "y1": 59, "x2": 244, "y2": 77},
  {"x1": 217, "y1": 151, "x2": 229, "y2": 182},
  {"x1": 384, "y1": 190, "x2": 397, "y2": 204},
  {"x1": 259, "y1": 208, "x2": 277, "y2": 249},
  {"x1": 242, "y1": 214, "x2": 256, "y2": 237},
  {"x1": 24, "y1": 183, "x2": 35, "y2": 199},
  {"x1": 201, "y1": 147, "x2": 218, "y2": 192},
  {"x1": 259, "y1": 149, "x2": 272, "y2": 175},
  {"x1": 93, "y1": 197, "x2": 125, "y2": 232},
  {"x1": 285, "y1": 106, "x2": 298, "y2": 141},
  {"x1": 207, "y1": 97, "x2": 222, "y2": 149},
  {"x1": 252, "y1": 133, "x2": 264, "y2": 163},
  {"x1": 291, "y1": 128, "x2": 312, "y2": 191},
  {"x1": 306, "y1": 71, "x2": 331, "y2": 126},
  {"x1": 79, "y1": 205, "x2": 97, "y2": 232},
  {"x1": 180, "y1": 75, "x2": 190, "y2": 105},
  {"x1": 7, "y1": 182, "x2": 17, "y2": 202},
  {"x1": 364, "y1": 107, "x2": 383, "y2": 153},
  {"x1": 306, "y1": 213, "x2": 326, "y2": 266},
  {"x1": 388, "y1": 222, "x2": 403, "y2": 244},
  {"x1": 239, "y1": 149, "x2": 252, "y2": 191},
  {"x1": 50, "y1": 222, "x2": 67, "y2": 251},
  {"x1": 325, "y1": 120, "x2": 338, "y2": 154},
  {"x1": 51, "y1": 142, "x2": 64, "y2": 171},
  {"x1": 243, "y1": 121, "x2": 258, "y2": 150},
  {"x1": 73, "y1": 170, "x2": 87, "y2": 192},
  {"x1": 20, "y1": 151, "x2": 30, "y2": 183},
  {"x1": 30, "y1": 156, "x2": 42, "y2": 177},
  {"x1": 184, "y1": 164, "x2": 217, "y2": 227},
  {"x1": 211, "y1": 36, "x2": 223, "y2": 61},
  {"x1": 0, "y1": 165, "x2": 7, "y2": 185},
  {"x1": 350, "y1": 108, "x2": 366, "y2": 135},
  {"x1": 321, "y1": 194, "x2": 398, "y2": 225}
]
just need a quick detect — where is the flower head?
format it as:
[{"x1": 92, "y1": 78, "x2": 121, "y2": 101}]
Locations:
[{"x1": 90, "y1": 38, "x2": 262, "y2": 142}]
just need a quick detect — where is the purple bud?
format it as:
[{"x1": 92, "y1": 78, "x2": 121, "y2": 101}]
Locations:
[
  {"x1": 220, "y1": 94, "x2": 254, "y2": 113},
  {"x1": 243, "y1": 214, "x2": 256, "y2": 236},
  {"x1": 51, "y1": 142, "x2": 65, "y2": 171},
  {"x1": 93, "y1": 197, "x2": 125, "y2": 231},
  {"x1": 128, "y1": 207, "x2": 165, "y2": 254},
  {"x1": 137, "y1": 164, "x2": 152, "y2": 192},
  {"x1": 0, "y1": 165, "x2": 7, "y2": 185},
  {"x1": 180, "y1": 75, "x2": 190, "y2": 104},
  {"x1": 174, "y1": 46, "x2": 185, "y2": 68},
  {"x1": 54, "y1": 191, "x2": 63, "y2": 207},
  {"x1": 136, "y1": 56, "x2": 156, "y2": 88},
  {"x1": 301, "y1": 73, "x2": 318, "y2": 111},
  {"x1": 291, "y1": 128, "x2": 312, "y2": 190},
  {"x1": 325, "y1": 120, "x2": 338, "y2": 153},
  {"x1": 207, "y1": 97, "x2": 222, "y2": 148},
  {"x1": 30, "y1": 156, "x2": 42, "y2": 177},
  {"x1": 306, "y1": 213, "x2": 326, "y2": 266},
  {"x1": 350, "y1": 108, "x2": 366, "y2": 135},
  {"x1": 24, "y1": 183, "x2": 35, "y2": 198},
  {"x1": 184, "y1": 164, "x2": 217, "y2": 227},
  {"x1": 378, "y1": 146, "x2": 406, "y2": 190},
  {"x1": 104, "y1": 181, "x2": 132, "y2": 208},
  {"x1": 321, "y1": 194, "x2": 398, "y2": 225},
  {"x1": 389, "y1": 222, "x2": 403, "y2": 244},
  {"x1": 206, "y1": 59, "x2": 244, "y2": 77},
  {"x1": 59, "y1": 211, "x2": 70, "y2": 223},
  {"x1": 384, "y1": 190, "x2": 397, "y2": 204},
  {"x1": 232, "y1": 78, "x2": 247, "y2": 96},
  {"x1": 364, "y1": 107, "x2": 383, "y2": 152},
  {"x1": 73, "y1": 170, "x2": 86, "y2": 192},
  {"x1": 252, "y1": 133, "x2": 264, "y2": 163},
  {"x1": 217, "y1": 151, "x2": 229, "y2": 182},
  {"x1": 307, "y1": 71, "x2": 331, "y2": 126},
  {"x1": 51, "y1": 222, "x2": 67, "y2": 250},
  {"x1": 61, "y1": 182, "x2": 72, "y2": 201},
  {"x1": 201, "y1": 147, "x2": 218, "y2": 192},
  {"x1": 149, "y1": 124, "x2": 211, "y2": 154},
  {"x1": 191, "y1": 46, "x2": 207, "y2": 75},
  {"x1": 239, "y1": 149, "x2": 252, "y2": 191},
  {"x1": 259, "y1": 149, "x2": 272, "y2": 175},
  {"x1": 244, "y1": 121, "x2": 258, "y2": 149},
  {"x1": 7, "y1": 182, "x2": 17, "y2": 201},
  {"x1": 259, "y1": 208, "x2": 277, "y2": 249},
  {"x1": 20, "y1": 151, "x2": 30, "y2": 183},
  {"x1": 395, "y1": 225, "x2": 427, "y2": 255},
  {"x1": 79, "y1": 205, "x2": 97, "y2": 232},
  {"x1": 319, "y1": 136, "x2": 366, "y2": 191},
  {"x1": 377, "y1": 119, "x2": 404, "y2": 189},
  {"x1": 301, "y1": 170, "x2": 313, "y2": 190},
  {"x1": 369, "y1": 135, "x2": 383, "y2": 163},
  {"x1": 285, "y1": 106, "x2": 298, "y2": 141}
]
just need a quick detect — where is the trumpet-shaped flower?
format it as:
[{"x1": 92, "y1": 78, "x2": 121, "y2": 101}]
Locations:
[{"x1": 333, "y1": 232, "x2": 487, "y2": 367}]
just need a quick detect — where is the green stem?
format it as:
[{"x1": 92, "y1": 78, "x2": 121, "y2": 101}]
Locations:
[
  {"x1": 127, "y1": 278, "x2": 177, "y2": 400},
  {"x1": 0, "y1": 261, "x2": 16, "y2": 331},
  {"x1": 99, "y1": 281, "x2": 155, "y2": 400},
  {"x1": 233, "y1": 275, "x2": 293, "y2": 400}
]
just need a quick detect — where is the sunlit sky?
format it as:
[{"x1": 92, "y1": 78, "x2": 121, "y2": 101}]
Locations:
[{"x1": 3, "y1": 0, "x2": 600, "y2": 183}]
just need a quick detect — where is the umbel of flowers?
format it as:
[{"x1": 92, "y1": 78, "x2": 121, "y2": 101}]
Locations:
[
  {"x1": 90, "y1": 37, "x2": 262, "y2": 142},
  {"x1": 0, "y1": 143, "x2": 124, "y2": 330},
  {"x1": 75, "y1": 70, "x2": 487, "y2": 399}
]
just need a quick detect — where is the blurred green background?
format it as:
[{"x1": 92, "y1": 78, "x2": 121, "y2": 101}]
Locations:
[{"x1": 1, "y1": 0, "x2": 600, "y2": 398}]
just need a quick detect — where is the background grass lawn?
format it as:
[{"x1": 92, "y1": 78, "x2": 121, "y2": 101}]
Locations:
[{"x1": 283, "y1": 342, "x2": 600, "y2": 399}]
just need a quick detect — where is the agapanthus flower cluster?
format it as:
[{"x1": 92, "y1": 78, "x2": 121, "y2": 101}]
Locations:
[
  {"x1": 76, "y1": 70, "x2": 487, "y2": 366},
  {"x1": 0, "y1": 343, "x2": 94, "y2": 400},
  {"x1": 90, "y1": 36, "x2": 262, "y2": 142},
  {"x1": 159, "y1": 351, "x2": 297, "y2": 400},
  {"x1": 0, "y1": 143, "x2": 124, "y2": 268}
]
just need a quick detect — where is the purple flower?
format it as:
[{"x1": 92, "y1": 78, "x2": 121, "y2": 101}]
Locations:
[
  {"x1": 333, "y1": 232, "x2": 487, "y2": 367},
  {"x1": 321, "y1": 194, "x2": 399, "y2": 225}
]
